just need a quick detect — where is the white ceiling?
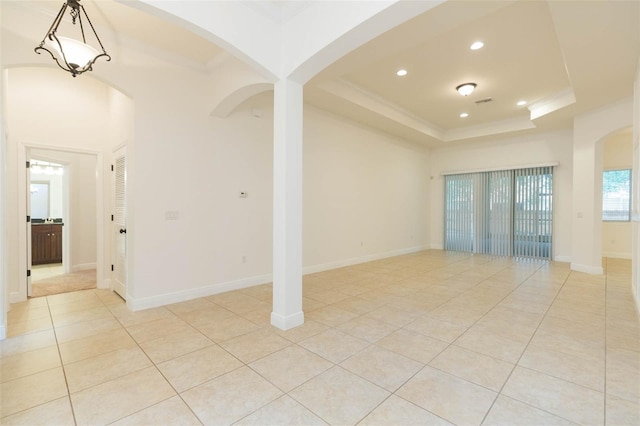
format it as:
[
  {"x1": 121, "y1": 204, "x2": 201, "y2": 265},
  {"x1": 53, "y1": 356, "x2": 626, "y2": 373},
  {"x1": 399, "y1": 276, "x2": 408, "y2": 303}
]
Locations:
[
  {"x1": 7, "y1": 0, "x2": 640, "y2": 147},
  {"x1": 242, "y1": 0, "x2": 312, "y2": 24},
  {"x1": 307, "y1": 0, "x2": 640, "y2": 145}
]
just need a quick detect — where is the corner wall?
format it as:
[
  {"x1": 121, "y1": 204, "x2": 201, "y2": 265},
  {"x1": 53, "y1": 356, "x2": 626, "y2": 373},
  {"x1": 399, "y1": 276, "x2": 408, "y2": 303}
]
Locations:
[{"x1": 572, "y1": 98, "x2": 634, "y2": 274}]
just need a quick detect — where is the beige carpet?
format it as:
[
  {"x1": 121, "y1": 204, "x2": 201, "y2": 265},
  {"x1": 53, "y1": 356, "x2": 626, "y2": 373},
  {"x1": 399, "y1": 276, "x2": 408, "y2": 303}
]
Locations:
[{"x1": 31, "y1": 269, "x2": 97, "y2": 298}]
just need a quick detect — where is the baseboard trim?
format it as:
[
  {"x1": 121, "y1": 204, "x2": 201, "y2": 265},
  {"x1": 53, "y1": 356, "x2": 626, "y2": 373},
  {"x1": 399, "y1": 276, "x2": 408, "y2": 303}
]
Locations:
[
  {"x1": 9, "y1": 292, "x2": 23, "y2": 304},
  {"x1": 71, "y1": 263, "x2": 97, "y2": 272},
  {"x1": 634, "y1": 287, "x2": 640, "y2": 320},
  {"x1": 127, "y1": 273, "x2": 272, "y2": 311},
  {"x1": 271, "y1": 311, "x2": 304, "y2": 330},
  {"x1": 98, "y1": 278, "x2": 111, "y2": 290},
  {"x1": 602, "y1": 252, "x2": 632, "y2": 260},
  {"x1": 570, "y1": 263, "x2": 604, "y2": 275},
  {"x1": 127, "y1": 246, "x2": 431, "y2": 312},
  {"x1": 554, "y1": 255, "x2": 571, "y2": 263},
  {"x1": 302, "y1": 245, "x2": 430, "y2": 275}
]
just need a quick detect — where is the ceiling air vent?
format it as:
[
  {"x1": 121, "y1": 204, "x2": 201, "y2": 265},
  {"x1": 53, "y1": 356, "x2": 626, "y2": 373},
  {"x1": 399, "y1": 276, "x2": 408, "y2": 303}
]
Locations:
[{"x1": 475, "y1": 97, "x2": 493, "y2": 104}]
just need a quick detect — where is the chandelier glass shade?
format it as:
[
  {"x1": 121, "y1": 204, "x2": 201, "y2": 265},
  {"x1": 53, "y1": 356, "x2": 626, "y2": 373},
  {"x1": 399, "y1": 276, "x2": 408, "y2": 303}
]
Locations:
[{"x1": 35, "y1": 0, "x2": 110, "y2": 77}]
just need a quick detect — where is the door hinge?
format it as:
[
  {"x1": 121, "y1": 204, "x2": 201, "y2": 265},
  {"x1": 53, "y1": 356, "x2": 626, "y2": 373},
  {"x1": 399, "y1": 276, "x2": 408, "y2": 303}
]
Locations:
[
  {"x1": 27, "y1": 269, "x2": 31, "y2": 277},
  {"x1": 26, "y1": 161, "x2": 31, "y2": 168},
  {"x1": 111, "y1": 214, "x2": 114, "y2": 222},
  {"x1": 111, "y1": 164, "x2": 114, "y2": 172},
  {"x1": 111, "y1": 264, "x2": 114, "y2": 272},
  {"x1": 27, "y1": 215, "x2": 31, "y2": 223}
]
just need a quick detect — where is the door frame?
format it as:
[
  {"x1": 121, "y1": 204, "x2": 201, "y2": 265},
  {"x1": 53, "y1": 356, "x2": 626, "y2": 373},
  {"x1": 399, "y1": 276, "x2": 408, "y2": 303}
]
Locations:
[
  {"x1": 28, "y1": 159, "x2": 70, "y2": 277},
  {"x1": 17, "y1": 142, "x2": 105, "y2": 301},
  {"x1": 111, "y1": 145, "x2": 127, "y2": 300}
]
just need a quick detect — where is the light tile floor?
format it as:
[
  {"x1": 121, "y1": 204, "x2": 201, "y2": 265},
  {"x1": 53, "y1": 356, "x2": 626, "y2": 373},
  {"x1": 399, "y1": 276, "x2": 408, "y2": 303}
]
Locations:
[
  {"x1": 31, "y1": 263, "x2": 64, "y2": 282},
  {"x1": 1, "y1": 251, "x2": 639, "y2": 425}
]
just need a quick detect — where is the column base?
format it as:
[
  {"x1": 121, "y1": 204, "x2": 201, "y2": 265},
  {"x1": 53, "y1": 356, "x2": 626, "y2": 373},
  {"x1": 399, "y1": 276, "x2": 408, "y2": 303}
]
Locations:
[
  {"x1": 271, "y1": 311, "x2": 304, "y2": 330},
  {"x1": 570, "y1": 263, "x2": 604, "y2": 275}
]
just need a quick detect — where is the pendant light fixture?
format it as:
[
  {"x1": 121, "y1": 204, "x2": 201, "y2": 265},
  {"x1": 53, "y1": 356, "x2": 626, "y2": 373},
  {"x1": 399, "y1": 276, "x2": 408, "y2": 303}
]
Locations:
[{"x1": 35, "y1": 0, "x2": 110, "y2": 77}]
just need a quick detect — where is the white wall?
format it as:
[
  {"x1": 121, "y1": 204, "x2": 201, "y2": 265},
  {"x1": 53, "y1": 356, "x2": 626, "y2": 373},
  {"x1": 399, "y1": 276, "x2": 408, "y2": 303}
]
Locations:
[
  {"x1": 304, "y1": 107, "x2": 430, "y2": 270},
  {"x1": 602, "y1": 130, "x2": 633, "y2": 258},
  {"x1": 572, "y1": 99, "x2": 634, "y2": 274},
  {"x1": 68, "y1": 153, "x2": 98, "y2": 270},
  {"x1": 118, "y1": 81, "x2": 431, "y2": 308},
  {"x1": 429, "y1": 130, "x2": 574, "y2": 261}
]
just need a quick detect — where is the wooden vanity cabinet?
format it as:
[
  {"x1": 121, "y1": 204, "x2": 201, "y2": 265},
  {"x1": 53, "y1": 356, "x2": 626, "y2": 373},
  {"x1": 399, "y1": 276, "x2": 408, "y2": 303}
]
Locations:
[{"x1": 32, "y1": 223, "x2": 63, "y2": 265}]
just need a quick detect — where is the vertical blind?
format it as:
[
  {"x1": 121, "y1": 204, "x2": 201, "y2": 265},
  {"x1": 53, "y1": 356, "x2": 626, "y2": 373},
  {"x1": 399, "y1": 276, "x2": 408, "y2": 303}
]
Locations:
[{"x1": 444, "y1": 166, "x2": 553, "y2": 259}]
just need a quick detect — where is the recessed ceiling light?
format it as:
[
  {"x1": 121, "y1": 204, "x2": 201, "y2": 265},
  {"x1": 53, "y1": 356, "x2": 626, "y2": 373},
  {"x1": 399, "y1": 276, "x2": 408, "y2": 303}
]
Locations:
[
  {"x1": 460, "y1": 113, "x2": 469, "y2": 118},
  {"x1": 456, "y1": 83, "x2": 477, "y2": 96},
  {"x1": 517, "y1": 100, "x2": 527, "y2": 106},
  {"x1": 470, "y1": 41, "x2": 484, "y2": 50},
  {"x1": 396, "y1": 69, "x2": 408, "y2": 77}
]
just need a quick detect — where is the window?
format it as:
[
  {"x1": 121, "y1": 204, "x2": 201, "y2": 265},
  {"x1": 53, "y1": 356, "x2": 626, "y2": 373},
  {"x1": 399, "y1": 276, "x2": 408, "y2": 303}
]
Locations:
[
  {"x1": 603, "y1": 169, "x2": 631, "y2": 221},
  {"x1": 444, "y1": 166, "x2": 553, "y2": 260}
]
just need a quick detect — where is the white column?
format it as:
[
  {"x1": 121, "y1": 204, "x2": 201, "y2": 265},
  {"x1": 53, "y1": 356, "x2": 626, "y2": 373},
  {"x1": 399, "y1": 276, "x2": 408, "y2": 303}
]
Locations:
[
  {"x1": 0, "y1": 70, "x2": 6, "y2": 340},
  {"x1": 571, "y1": 130, "x2": 604, "y2": 274},
  {"x1": 271, "y1": 79, "x2": 304, "y2": 330},
  {"x1": 632, "y1": 58, "x2": 640, "y2": 310}
]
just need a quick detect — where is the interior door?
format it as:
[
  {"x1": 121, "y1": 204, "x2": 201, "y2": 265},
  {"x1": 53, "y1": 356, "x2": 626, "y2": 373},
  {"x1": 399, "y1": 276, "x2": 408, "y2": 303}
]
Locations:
[{"x1": 112, "y1": 148, "x2": 127, "y2": 299}]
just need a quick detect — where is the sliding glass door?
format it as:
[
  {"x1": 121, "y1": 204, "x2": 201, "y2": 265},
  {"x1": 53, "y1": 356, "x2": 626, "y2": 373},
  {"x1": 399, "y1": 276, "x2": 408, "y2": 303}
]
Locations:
[
  {"x1": 444, "y1": 166, "x2": 553, "y2": 259},
  {"x1": 513, "y1": 168, "x2": 553, "y2": 258}
]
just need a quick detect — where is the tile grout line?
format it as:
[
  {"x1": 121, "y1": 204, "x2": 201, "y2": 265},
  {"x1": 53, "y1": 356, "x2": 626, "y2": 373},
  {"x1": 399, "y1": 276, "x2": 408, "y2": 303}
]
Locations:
[
  {"x1": 47, "y1": 293, "x2": 79, "y2": 426},
  {"x1": 53, "y1": 291, "x2": 185, "y2": 424},
  {"x1": 252, "y1": 270, "x2": 436, "y2": 426},
  {"x1": 423, "y1": 261, "x2": 551, "y2": 424},
  {"x1": 478, "y1": 265, "x2": 577, "y2": 425},
  {"x1": 5, "y1": 254, "x2": 632, "y2": 425},
  {"x1": 385, "y1": 257, "x2": 546, "y2": 424},
  {"x1": 298, "y1": 255, "x2": 537, "y2": 425},
  {"x1": 107, "y1": 302, "x2": 208, "y2": 425}
]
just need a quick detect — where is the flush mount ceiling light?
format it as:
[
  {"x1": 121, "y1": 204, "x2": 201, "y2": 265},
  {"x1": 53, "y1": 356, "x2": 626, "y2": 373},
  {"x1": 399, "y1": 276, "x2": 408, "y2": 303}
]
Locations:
[
  {"x1": 456, "y1": 83, "x2": 477, "y2": 96},
  {"x1": 460, "y1": 112, "x2": 469, "y2": 118},
  {"x1": 470, "y1": 41, "x2": 484, "y2": 50},
  {"x1": 35, "y1": 0, "x2": 111, "y2": 77},
  {"x1": 396, "y1": 69, "x2": 408, "y2": 77}
]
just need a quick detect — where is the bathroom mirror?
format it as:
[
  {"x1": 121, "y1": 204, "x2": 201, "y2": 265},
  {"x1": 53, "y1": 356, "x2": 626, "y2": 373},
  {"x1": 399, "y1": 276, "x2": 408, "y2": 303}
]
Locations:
[{"x1": 30, "y1": 182, "x2": 50, "y2": 219}]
